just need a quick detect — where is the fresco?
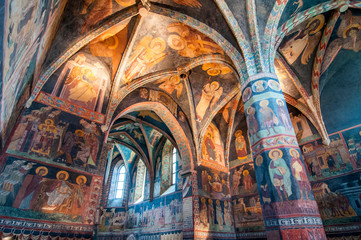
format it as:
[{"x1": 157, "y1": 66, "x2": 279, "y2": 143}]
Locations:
[
  {"x1": 34, "y1": 0, "x2": 67, "y2": 79},
  {"x1": 278, "y1": 13, "x2": 328, "y2": 95},
  {"x1": 341, "y1": 125, "x2": 361, "y2": 168},
  {"x1": 126, "y1": 192, "x2": 183, "y2": 231},
  {"x1": 1, "y1": 0, "x2": 66, "y2": 136},
  {"x1": 6, "y1": 103, "x2": 105, "y2": 174},
  {"x1": 229, "y1": 100, "x2": 253, "y2": 168},
  {"x1": 300, "y1": 134, "x2": 354, "y2": 181},
  {"x1": 200, "y1": 123, "x2": 226, "y2": 171},
  {"x1": 197, "y1": 166, "x2": 230, "y2": 200},
  {"x1": 99, "y1": 207, "x2": 126, "y2": 232},
  {"x1": 47, "y1": 52, "x2": 111, "y2": 113},
  {"x1": 233, "y1": 195, "x2": 264, "y2": 233},
  {"x1": 197, "y1": 197, "x2": 234, "y2": 233},
  {"x1": 0, "y1": 156, "x2": 101, "y2": 224},
  {"x1": 230, "y1": 162, "x2": 257, "y2": 196},
  {"x1": 119, "y1": 14, "x2": 228, "y2": 87},
  {"x1": 311, "y1": 171, "x2": 361, "y2": 226}
]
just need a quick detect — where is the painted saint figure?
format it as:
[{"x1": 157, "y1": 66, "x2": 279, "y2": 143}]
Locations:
[
  {"x1": 234, "y1": 130, "x2": 247, "y2": 159},
  {"x1": 268, "y1": 149, "x2": 292, "y2": 202},
  {"x1": 243, "y1": 169, "x2": 254, "y2": 192},
  {"x1": 156, "y1": 75, "x2": 183, "y2": 98},
  {"x1": 52, "y1": 53, "x2": 108, "y2": 112},
  {"x1": 259, "y1": 100, "x2": 279, "y2": 136},
  {"x1": 224, "y1": 201, "x2": 233, "y2": 227},
  {"x1": 122, "y1": 36, "x2": 166, "y2": 85},
  {"x1": 216, "y1": 200, "x2": 224, "y2": 230},
  {"x1": 290, "y1": 149, "x2": 311, "y2": 200},
  {"x1": 200, "y1": 197, "x2": 208, "y2": 226},
  {"x1": 14, "y1": 166, "x2": 48, "y2": 210},
  {"x1": 279, "y1": 14, "x2": 325, "y2": 65},
  {"x1": 231, "y1": 167, "x2": 243, "y2": 195},
  {"x1": 246, "y1": 107, "x2": 259, "y2": 142},
  {"x1": 196, "y1": 81, "x2": 223, "y2": 121},
  {"x1": 44, "y1": 171, "x2": 72, "y2": 212},
  {"x1": 276, "y1": 99, "x2": 293, "y2": 132},
  {"x1": 69, "y1": 175, "x2": 87, "y2": 217},
  {"x1": 208, "y1": 199, "x2": 215, "y2": 226}
]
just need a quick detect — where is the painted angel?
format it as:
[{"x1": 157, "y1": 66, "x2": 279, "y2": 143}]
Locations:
[
  {"x1": 196, "y1": 81, "x2": 223, "y2": 121},
  {"x1": 156, "y1": 75, "x2": 183, "y2": 98},
  {"x1": 122, "y1": 36, "x2": 166, "y2": 85},
  {"x1": 279, "y1": 14, "x2": 325, "y2": 65},
  {"x1": 322, "y1": 10, "x2": 361, "y2": 74}
]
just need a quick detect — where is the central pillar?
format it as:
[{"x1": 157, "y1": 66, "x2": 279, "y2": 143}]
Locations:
[{"x1": 242, "y1": 73, "x2": 326, "y2": 239}]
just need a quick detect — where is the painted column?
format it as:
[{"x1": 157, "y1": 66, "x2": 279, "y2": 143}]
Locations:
[{"x1": 242, "y1": 73, "x2": 326, "y2": 239}]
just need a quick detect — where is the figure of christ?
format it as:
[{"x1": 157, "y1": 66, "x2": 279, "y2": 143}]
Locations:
[{"x1": 43, "y1": 171, "x2": 72, "y2": 212}]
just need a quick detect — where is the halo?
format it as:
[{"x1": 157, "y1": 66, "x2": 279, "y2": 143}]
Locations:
[
  {"x1": 168, "y1": 34, "x2": 186, "y2": 50},
  {"x1": 103, "y1": 34, "x2": 119, "y2": 49},
  {"x1": 343, "y1": 24, "x2": 361, "y2": 38},
  {"x1": 247, "y1": 106, "x2": 254, "y2": 115},
  {"x1": 210, "y1": 81, "x2": 220, "y2": 89},
  {"x1": 255, "y1": 155, "x2": 263, "y2": 166},
  {"x1": 306, "y1": 15, "x2": 325, "y2": 35},
  {"x1": 76, "y1": 175, "x2": 87, "y2": 185},
  {"x1": 150, "y1": 37, "x2": 166, "y2": 53},
  {"x1": 45, "y1": 119, "x2": 54, "y2": 125},
  {"x1": 35, "y1": 166, "x2": 48, "y2": 176},
  {"x1": 260, "y1": 100, "x2": 269, "y2": 107},
  {"x1": 276, "y1": 99, "x2": 284, "y2": 106},
  {"x1": 201, "y1": 197, "x2": 206, "y2": 203},
  {"x1": 235, "y1": 130, "x2": 243, "y2": 137},
  {"x1": 216, "y1": 200, "x2": 220, "y2": 204},
  {"x1": 289, "y1": 148, "x2": 300, "y2": 157},
  {"x1": 170, "y1": 75, "x2": 181, "y2": 84},
  {"x1": 75, "y1": 129, "x2": 84, "y2": 137},
  {"x1": 208, "y1": 198, "x2": 213, "y2": 203},
  {"x1": 243, "y1": 170, "x2": 249, "y2": 176},
  {"x1": 56, "y1": 170, "x2": 69, "y2": 181},
  {"x1": 269, "y1": 149, "x2": 283, "y2": 159}
]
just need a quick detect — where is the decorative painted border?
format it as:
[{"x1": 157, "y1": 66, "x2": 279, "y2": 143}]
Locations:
[
  {"x1": 213, "y1": 0, "x2": 257, "y2": 74},
  {"x1": 35, "y1": 91, "x2": 106, "y2": 124}
]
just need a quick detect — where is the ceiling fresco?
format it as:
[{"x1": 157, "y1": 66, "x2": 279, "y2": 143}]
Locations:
[{"x1": 3, "y1": 1, "x2": 361, "y2": 239}]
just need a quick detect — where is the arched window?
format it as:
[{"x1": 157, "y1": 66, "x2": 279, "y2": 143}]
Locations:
[
  {"x1": 115, "y1": 166, "x2": 126, "y2": 198},
  {"x1": 172, "y1": 147, "x2": 177, "y2": 185},
  {"x1": 109, "y1": 163, "x2": 126, "y2": 204}
]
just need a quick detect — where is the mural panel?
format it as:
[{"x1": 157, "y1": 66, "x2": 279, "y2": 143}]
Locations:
[
  {"x1": 300, "y1": 134, "x2": 354, "y2": 181},
  {"x1": 6, "y1": 103, "x2": 105, "y2": 174},
  {"x1": 0, "y1": 156, "x2": 101, "y2": 224},
  {"x1": 200, "y1": 123, "x2": 226, "y2": 171}
]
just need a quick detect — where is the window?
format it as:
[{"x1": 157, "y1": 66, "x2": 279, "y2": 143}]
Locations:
[
  {"x1": 172, "y1": 147, "x2": 177, "y2": 185},
  {"x1": 297, "y1": 122, "x2": 303, "y2": 131},
  {"x1": 109, "y1": 163, "x2": 126, "y2": 202},
  {"x1": 115, "y1": 166, "x2": 126, "y2": 198}
]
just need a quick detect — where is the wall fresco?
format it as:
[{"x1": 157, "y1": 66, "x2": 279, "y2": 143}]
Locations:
[
  {"x1": 0, "y1": 155, "x2": 101, "y2": 225},
  {"x1": 300, "y1": 134, "x2": 354, "y2": 181},
  {"x1": 200, "y1": 123, "x2": 226, "y2": 171},
  {"x1": 197, "y1": 197, "x2": 234, "y2": 233},
  {"x1": 6, "y1": 103, "x2": 105, "y2": 174},
  {"x1": 1, "y1": 0, "x2": 66, "y2": 138}
]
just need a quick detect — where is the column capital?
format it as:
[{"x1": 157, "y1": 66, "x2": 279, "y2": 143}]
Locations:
[{"x1": 241, "y1": 72, "x2": 278, "y2": 91}]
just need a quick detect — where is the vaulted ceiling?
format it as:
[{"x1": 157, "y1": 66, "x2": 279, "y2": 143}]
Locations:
[{"x1": 2, "y1": 0, "x2": 361, "y2": 176}]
